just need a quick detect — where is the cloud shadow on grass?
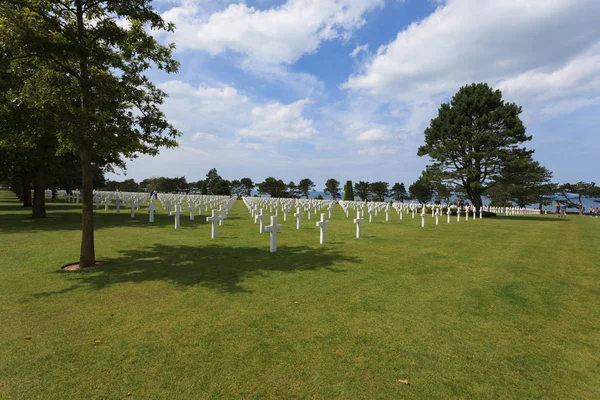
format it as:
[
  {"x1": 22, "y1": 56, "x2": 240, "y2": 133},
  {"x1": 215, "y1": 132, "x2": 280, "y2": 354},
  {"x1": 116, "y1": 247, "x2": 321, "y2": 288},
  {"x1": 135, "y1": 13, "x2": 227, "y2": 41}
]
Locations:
[{"x1": 39, "y1": 243, "x2": 359, "y2": 295}]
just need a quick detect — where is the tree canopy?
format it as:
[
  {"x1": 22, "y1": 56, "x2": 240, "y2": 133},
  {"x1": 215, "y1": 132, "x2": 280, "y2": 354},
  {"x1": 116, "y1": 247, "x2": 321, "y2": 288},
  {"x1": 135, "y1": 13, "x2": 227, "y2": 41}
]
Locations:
[
  {"x1": 324, "y1": 178, "x2": 341, "y2": 200},
  {"x1": 418, "y1": 83, "x2": 532, "y2": 209},
  {"x1": 1, "y1": 0, "x2": 181, "y2": 267}
]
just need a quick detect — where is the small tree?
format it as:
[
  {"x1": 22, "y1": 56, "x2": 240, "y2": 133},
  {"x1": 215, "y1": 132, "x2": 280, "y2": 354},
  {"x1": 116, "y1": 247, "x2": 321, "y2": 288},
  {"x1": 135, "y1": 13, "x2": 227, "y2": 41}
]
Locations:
[
  {"x1": 343, "y1": 180, "x2": 355, "y2": 200},
  {"x1": 212, "y1": 180, "x2": 231, "y2": 196},
  {"x1": 324, "y1": 178, "x2": 341, "y2": 200}
]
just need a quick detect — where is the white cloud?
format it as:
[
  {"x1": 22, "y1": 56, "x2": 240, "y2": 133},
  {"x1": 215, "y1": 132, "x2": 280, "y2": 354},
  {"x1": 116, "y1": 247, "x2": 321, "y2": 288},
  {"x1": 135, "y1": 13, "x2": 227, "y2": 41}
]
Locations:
[
  {"x1": 354, "y1": 128, "x2": 392, "y2": 142},
  {"x1": 160, "y1": 0, "x2": 384, "y2": 63},
  {"x1": 350, "y1": 43, "x2": 369, "y2": 58},
  {"x1": 236, "y1": 99, "x2": 318, "y2": 141},
  {"x1": 158, "y1": 80, "x2": 248, "y2": 113},
  {"x1": 344, "y1": 0, "x2": 600, "y2": 107}
]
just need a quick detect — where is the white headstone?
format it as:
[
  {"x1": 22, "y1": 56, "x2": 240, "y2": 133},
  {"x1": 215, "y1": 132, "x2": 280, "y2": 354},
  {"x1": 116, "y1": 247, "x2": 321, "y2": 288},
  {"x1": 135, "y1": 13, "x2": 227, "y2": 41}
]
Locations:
[
  {"x1": 294, "y1": 208, "x2": 304, "y2": 230},
  {"x1": 353, "y1": 210, "x2": 364, "y2": 239},
  {"x1": 147, "y1": 201, "x2": 156, "y2": 223},
  {"x1": 255, "y1": 209, "x2": 267, "y2": 233},
  {"x1": 316, "y1": 213, "x2": 331, "y2": 245},
  {"x1": 206, "y1": 209, "x2": 223, "y2": 239},
  {"x1": 169, "y1": 204, "x2": 183, "y2": 229},
  {"x1": 114, "y1": 198, "x2": 122, "y2": 214},
  {"x1": 265, "y1": 216, "x2": 283, "y2": 253}
]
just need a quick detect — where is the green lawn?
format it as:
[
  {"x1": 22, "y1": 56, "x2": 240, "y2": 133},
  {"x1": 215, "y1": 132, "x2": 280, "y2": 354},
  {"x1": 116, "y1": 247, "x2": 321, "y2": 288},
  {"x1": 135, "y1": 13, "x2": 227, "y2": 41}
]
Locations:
[{"x1": 0, "y1": 191, "x2": 598, "y2": 399}]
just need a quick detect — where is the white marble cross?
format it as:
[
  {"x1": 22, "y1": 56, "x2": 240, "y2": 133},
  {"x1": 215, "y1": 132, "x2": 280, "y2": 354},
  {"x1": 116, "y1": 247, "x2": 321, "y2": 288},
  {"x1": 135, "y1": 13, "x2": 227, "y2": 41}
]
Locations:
[
  {"x1": 447, "y1": 207, "x2": 451, "y2": 224},
  {"x1": 368, "y1": 207, "x2": 374, "y2": 223},
  {"x1": 207, "y1": 209, "x2": 222, "y2": 239},
  {"x1": 147, "y1": 201, "x2": 156, "y2": 223},
  {"x1": 294, "y1": 208, "x2": 304, "y2": 230},
  {"x1": 218, "y1": 205, "x2": 225, "y2": 226},
  {"x1": 435, "y1": 208, "x2": 439, "y2": 225},
  {"x1": 466, "y1": 207, "x2": 470, "y2": 221},
  {"x1": 188, "y1": 201, "x2": 196, "y2": 221},
  {"x1": 479, "y1": 208, "x2": 483, "y2": 219},
  {"x1": 421, "y1": 207, "x2": 426, "y2": 228},
  {"x1": 104, "y1": 197, "x2": 111, "y2": 212},
  {"x1": 473, "y1": 207, "x2": 477, "y2": 219},
  {"x1": 255, "y1": 208, "x2": 268, "y2": 233},
  {"x1": 316, "y1": 213, "x2": 331, "y2": 244},
  {"x1": 353, "y1": 210, "x2": 364, "y2": 239},
  {"x1": 265, "y1": 216, "x2": 283, "y2": 253},
  {"x1": 129, "y1": 200, "x2": 136, "y2": 219},
  {"x1": 114, "y1": 198, "x2": 122, "y2": 214},
  {"x1": 170, "y1": 204, "x2": 183, "y2": 229},
  {"x1": 283, "y1": 207, "x2": 290, "y2": 222},
  {"x1": 457, "y1": 207, "x2": 461, "y2": 222}
]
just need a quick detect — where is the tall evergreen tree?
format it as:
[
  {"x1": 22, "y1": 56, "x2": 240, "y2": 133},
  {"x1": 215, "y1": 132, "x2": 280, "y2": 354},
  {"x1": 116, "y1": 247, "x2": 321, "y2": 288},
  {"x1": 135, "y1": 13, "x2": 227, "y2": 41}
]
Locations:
[{"x1": 418, "y1": 83, "x2": 532, "y2": 210}]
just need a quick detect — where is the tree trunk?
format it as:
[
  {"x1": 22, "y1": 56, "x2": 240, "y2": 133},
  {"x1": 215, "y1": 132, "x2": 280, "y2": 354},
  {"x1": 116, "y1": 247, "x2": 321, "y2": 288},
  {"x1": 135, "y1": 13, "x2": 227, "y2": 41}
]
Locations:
[
  {"x1": 467, "y1": 188, "x2": 483, "y2": 212},
  {"x1": 79, "y1": 148, "x2": 95, "y2": 267},
  {"x1": 22, "y1": 171, "x2": 32, "y2": 207},
  {"x1": 32, "y1": 163, "x2": 47, "y2": 218}
]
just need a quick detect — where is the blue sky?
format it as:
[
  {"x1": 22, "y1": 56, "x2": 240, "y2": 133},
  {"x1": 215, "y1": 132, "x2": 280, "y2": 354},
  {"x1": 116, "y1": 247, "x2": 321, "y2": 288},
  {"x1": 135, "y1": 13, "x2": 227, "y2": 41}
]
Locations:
[{"x1": 108, "y1": 0, "x2": 600, "y2": 190}]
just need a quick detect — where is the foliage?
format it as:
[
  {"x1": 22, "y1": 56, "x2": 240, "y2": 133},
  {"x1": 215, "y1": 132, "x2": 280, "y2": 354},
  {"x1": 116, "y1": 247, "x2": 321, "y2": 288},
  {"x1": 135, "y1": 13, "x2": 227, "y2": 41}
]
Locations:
[
  {"x1": 230, "y1": 180, "x2": 245, "y2": 197},
  {"x1": 0, "y1": 0, "x2": 181, "y2": 267},
  {"x1": 409, "y1": 173, "x2": 435, "y2": 203},
  {"x1": 418, "y1": 83, "x2": 532, "y2": 209},
  {"x1": 487, "y1": 159, "x2": 555, "y2": 208},
  {"x1": 557, "y1": 182, "x2": 600, "y2": 210},
  {"x1": 354, "y1": 181, "x2": 370, "y2": 201},
  {"x1": 343, "y1": 180, "x2": 354, "y2": 201},
  {"x1": 297, "y1": 178, "x2": 315, "y2": 199},
  {"x1": 140, "y1": 176, "x2": 188, "y2": 193},
  {"x1": 212, "y1": 179, "x2": 231, "y2": 196},
  {"x1": 205, "y1": 168, "x2": 223, "y2": 195},
  {"x1": 390, "y1": 182, "x2": 408, "y2": 202},
  {"x1": 258, "y1": 177, "x2": 289, "y2": 198},
  {"x1": 240, "y1": 177, "x2": 255, "y2": 196},
  {"x1": 324, "y1": 178, "x2": 341, "y2": 200},
  {"x1": 287, "y1": 181, "x2": 301, "y2": 198},
  {"x1": 369, "y1": 181, "x2": 389, "y2": 202}
]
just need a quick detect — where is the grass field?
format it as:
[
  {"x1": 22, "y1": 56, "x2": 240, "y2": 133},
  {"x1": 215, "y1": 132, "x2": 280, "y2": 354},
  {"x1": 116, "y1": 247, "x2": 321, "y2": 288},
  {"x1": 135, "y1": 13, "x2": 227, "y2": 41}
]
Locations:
[{"x1": 0, "y1": 191, "x2": 599, "y2": 399}]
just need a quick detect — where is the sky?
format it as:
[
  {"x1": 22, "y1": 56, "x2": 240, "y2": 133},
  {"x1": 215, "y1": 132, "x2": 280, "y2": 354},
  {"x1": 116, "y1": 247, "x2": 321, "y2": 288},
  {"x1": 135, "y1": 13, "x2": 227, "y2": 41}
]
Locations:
[{"x1": 107, "y1": 0, "x2": 600, "y2": 190}]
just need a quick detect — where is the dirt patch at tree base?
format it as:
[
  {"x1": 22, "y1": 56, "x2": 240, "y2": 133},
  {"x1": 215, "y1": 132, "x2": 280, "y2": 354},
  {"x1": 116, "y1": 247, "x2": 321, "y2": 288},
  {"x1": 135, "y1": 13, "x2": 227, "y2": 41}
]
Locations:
[{"x1": 62, "y1": 261, "x2": 109, "y2": 271}]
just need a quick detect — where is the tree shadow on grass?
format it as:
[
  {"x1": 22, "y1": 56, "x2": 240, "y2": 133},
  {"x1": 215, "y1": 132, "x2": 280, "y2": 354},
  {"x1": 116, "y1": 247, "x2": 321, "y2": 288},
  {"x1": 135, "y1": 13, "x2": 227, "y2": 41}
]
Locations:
[
  {"x1": 40, "y1": 244, "x2": 359, "y2": 295},
  {"x1": 495, "y1": 215, "x2": 570, "y2": 222},
  {"x1": 0, "y1": 208, "x2": 213, "y2": 233}
]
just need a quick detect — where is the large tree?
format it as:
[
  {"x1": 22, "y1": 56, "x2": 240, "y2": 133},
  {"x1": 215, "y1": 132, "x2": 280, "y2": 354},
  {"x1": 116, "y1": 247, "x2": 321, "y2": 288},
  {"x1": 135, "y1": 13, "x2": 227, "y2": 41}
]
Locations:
[
  {"x1": 409, "y1": 174, "x2": 435, "y2": 204},
  {"x1": 343, "y1": 180, "x2": 354, "y2": 201},
  {"x1": 369, "y1": 181, "x2": 389, "y2": 202},
  {"x1": 240, "y1": 177, "x2": 255, "y2": 196},
  {"x1": 557, "y1": 182, "x2": 600, "y2": 212},
  {"x1": 324, "y1": 178, "x2": 341, "y2": 200},
  {"x1": 297, "y1": 178, "x2": 315, "y2": 198},
  {"x1": 418, "y1": 83, "x2": 532, "y2": 210},
  {"x1": 354, "y1": 181, "x2": 370, "y2": 201},
  {"x1": 487, "y1": 159, "x2": 555, "y2": 208},
  {"x1": 258, "y1": 177, "x2": 289, "y2": 198},
  {"x1": 205, "y1": 168, "x2": 223, "y2": 195},
  {"x1": 390, "y1": 182, "x2": 408, "y2": 202},
  {"x1": 1, "y1": 0, "x2": 180, "y2": 267}
]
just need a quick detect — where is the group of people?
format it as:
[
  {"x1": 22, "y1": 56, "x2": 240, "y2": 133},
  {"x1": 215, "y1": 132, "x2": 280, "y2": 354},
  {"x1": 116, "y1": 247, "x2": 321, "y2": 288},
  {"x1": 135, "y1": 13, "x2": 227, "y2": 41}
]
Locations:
[{"x1": 555, "y1": 202, "x2": 599, "y2": 217}]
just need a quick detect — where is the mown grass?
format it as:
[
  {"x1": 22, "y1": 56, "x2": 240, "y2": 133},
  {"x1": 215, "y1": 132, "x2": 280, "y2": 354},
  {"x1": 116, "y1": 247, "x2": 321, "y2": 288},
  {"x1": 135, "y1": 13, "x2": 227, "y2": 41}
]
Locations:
[{"x1": 0, "y1": 191, "x2": 598, "y2": 399}]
